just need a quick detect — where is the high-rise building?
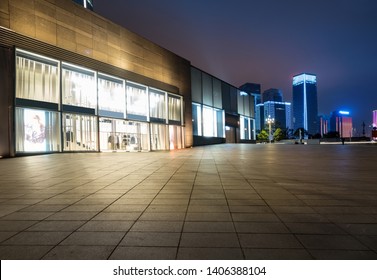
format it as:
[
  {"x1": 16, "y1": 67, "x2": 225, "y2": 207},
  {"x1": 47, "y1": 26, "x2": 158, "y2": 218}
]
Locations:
[
  {"x1": 318, "y1": 115, "x2": 330, "y2": 137},
  {"x1": 262, "y1": 88, "x2": 283, "y2": 103},
  {"x1": 73, "y1": 0, "x2": 94, "y2": 11},
  {"x1": 292, "y1": 73, "x2": 318, "y2": 136},
  {"x1": 256, "y1": 101, "x2": 291, "y2": 132},
  {"x1": 239, "y1": 83, "x2": 261, "y2": 105},
  {"x1": 330, "y1": 111, "x2": 353, "y2": 138}
]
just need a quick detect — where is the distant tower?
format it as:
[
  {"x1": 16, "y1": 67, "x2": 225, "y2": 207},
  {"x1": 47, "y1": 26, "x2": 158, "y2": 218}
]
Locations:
[
  {"x1": 292, "y1": 73, "x2": 318, "y2": 136},
  {"x1": 373, "y1": 110, "x2": 377, "y2": 128},
  {"x1": 262, "y1": 88, "x2": 283, "y2": 103},
  {"x1": 73, "y1": 0, "x2": 94, "y2": 11},
  {"x1": 330, "y1": 111, "x2": 353, "y2": 138},
  {"x1": 318, "y1": 115, "x2": 329, "y2": 137}
]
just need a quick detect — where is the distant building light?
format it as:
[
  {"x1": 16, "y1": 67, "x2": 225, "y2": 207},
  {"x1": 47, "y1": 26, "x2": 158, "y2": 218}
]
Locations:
[
  {"x1": 339, "y1": 110, "x2": 350, "y2": 115},
  {"x1": 293, "y1": 73, "x2": 317, "y2": 86},
  {"x1": 240, "y1": 91, "x2": 248, "y2": 96}
]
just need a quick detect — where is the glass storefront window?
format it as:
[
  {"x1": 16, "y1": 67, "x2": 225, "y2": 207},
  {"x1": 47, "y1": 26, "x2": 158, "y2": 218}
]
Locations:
[
  {"x1": 16, "y1": 51, "x2": 59, "y2": 104},
  {"x1": 15, "y1": 108, "x2": 60, "y2": 152},
  {"x1": 169, "y1": 125, "x2": 183, "y2": 150},
  {"x1": 14, "y1": 50, "x2": 185, "y2": 154},
  {"x1": 216, "y1": 109, "x2": 225, "y2": 138},
  {"x1": 202, "y1": 106, "x2": 224, "y2": 138},
  {"x1": 150, "y1": 123, "x2": 167, "y2": 150},
  {"x1": 126, "y1": 83, "x2": 148, "y2": 120},
  {"x1": 63, "y1": 113, "x2": 97, "y2": 151},
  {"x1": 168, "y1": 95, "x2": 181, "y2": 123},
  {"x1": 203, "y1": 106, "x2": 214, "y2": 137},
  {"x1": 240, "y1": 116, "x2": 254, "y2": 140},
  {"x1": 99, "y1": 118, "x2": 149, "y2": 152},
  {"x1": 149, "y1": 89, "x2": 166, "y2": 121},
  {"x1": 98, "y1": 74, "x2": 125, "y2": 118},
  {"x1": 192, "y1": 103, "x2": 202, "y2": 136},
  {"x1": 62, "y1": 63, "x2": 96, "y2": 109}
]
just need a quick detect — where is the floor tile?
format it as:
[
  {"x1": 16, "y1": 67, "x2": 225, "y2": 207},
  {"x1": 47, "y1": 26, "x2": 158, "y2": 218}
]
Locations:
[
  {"x1": 183, "y1": 222, "x2": 235, "y2": 233},
  {"x1": 180, "y1": 233, "x2": 240, "y2": 248},
  {"x1": 296, "y1": 235, "x2": 369, "y2": 250},
  {"x1": 120, "y1": 232, "x2": 180, "y2": 247},
  {"x1": 130, "y1": 221, "x2": 183, "y2": 232},
  {"x1": 61, "y1": 232, "x2": 124, "y2": 246},
  {"x1": 238, "y1": 234, "x2": 303, "y2": 249},
  {"x1": 3, "y1": 231, "x2": 71, "y2": 245}
]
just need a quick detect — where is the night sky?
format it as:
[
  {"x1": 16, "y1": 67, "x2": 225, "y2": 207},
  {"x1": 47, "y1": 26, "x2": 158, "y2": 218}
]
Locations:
[{"x1": 95, "y1": 0, "x2": 377, "y2": 134}]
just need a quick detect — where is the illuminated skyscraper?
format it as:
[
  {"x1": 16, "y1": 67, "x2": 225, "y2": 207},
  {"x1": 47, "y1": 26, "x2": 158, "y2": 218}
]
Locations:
[
  {"x1": 292, "y1": 73, "x2": 318, "y2": 136},
  {"x1": 330, "y1": 111, "x2": 353, "y2": 138},
  {"x1": 319, "y1": 115, "x2": 329, "y2": 137},
  {"x1": 73, "y1": 0, "x2": 94, "y2": 11},
  {"x1": 373, "y1": 110, "x2": 377, "y2": 128}
]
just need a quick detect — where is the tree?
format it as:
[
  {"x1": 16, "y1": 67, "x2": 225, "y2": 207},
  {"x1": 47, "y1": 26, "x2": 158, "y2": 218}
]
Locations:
[
  {"x1": 257, "y1": 130, "x2": 269, "y2": 142},
  {"x1": 273, "y1": 128, "x2": 284, "y2": 142}
]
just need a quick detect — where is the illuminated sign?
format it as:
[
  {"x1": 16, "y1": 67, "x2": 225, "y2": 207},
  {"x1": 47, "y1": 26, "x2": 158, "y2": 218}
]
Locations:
[
  {"x1": 339, "y1": 111, "x2": 350, "y2": 115},
  {"x1": 293, "y1": 74, "x2": 317, "y2": 85}
]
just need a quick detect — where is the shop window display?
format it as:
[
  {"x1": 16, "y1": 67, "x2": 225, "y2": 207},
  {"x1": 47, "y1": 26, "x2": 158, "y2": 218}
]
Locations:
[
  {"x1": 99, "y1": 118, "x2": 149, "y2": 152},
  {"x1": 13, "y1": 49, "x2": 185, "y2": 154},
  {"x1": 15, "y1": 108, "x2": 60, "y2": 152},
  {"x1": 63, "y1": 113, "x2": 97, "y2": 151}
]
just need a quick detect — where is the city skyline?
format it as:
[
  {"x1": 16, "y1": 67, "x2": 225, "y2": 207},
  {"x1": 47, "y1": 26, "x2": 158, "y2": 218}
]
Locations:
[{"x1": 95, "y1": 0, "x2": 377, "y2": 133}]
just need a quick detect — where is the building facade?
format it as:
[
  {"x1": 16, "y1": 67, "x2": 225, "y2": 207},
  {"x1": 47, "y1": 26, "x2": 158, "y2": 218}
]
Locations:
[
  {"x1": 262, "y1": 88, "x2": 283, "y2": 103},
  {"x1": 330, "y1": 111, "x2": 353, "y2": 138},
  {"x1": 292, "y1": 73, "x2": 318, "y2": 136},
  {"x1": 0, "y1": 0, "x2": 192, "y2": 157},
  {"x1": 191, "y1": 67, "x2": 255, "y2": 145},
  {"x1": 319, "y1": 115, "x2": 329, "y2": 137},
  {"x1": 0, "y1": 0, "x2": 257, "y2": 158}
]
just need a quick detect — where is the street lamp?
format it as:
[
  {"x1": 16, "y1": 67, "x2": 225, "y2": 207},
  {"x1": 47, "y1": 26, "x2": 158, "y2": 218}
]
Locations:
[{"x1": 266, "y1": 115, "x2": 274, "y2": 143}]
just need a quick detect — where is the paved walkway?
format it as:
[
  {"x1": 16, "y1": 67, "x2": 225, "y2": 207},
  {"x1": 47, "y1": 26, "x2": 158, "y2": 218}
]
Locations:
[{"x1": 0, "y1": 144, "x2": 376, "y2": 260}]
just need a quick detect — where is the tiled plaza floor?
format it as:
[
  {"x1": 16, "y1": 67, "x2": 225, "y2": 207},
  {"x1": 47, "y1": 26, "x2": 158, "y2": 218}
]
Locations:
[{"x1": 0, "y1": 143, "x2": 377, "y2": 260}]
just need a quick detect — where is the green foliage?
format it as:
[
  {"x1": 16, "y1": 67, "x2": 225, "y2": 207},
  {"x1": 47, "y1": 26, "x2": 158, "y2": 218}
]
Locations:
[
  {"x1": 273, "y1": 128, "x2": 284, "y2": 142},
  {"x1": 257, "y1": 130, "x2": 269, "y2": 142}
]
